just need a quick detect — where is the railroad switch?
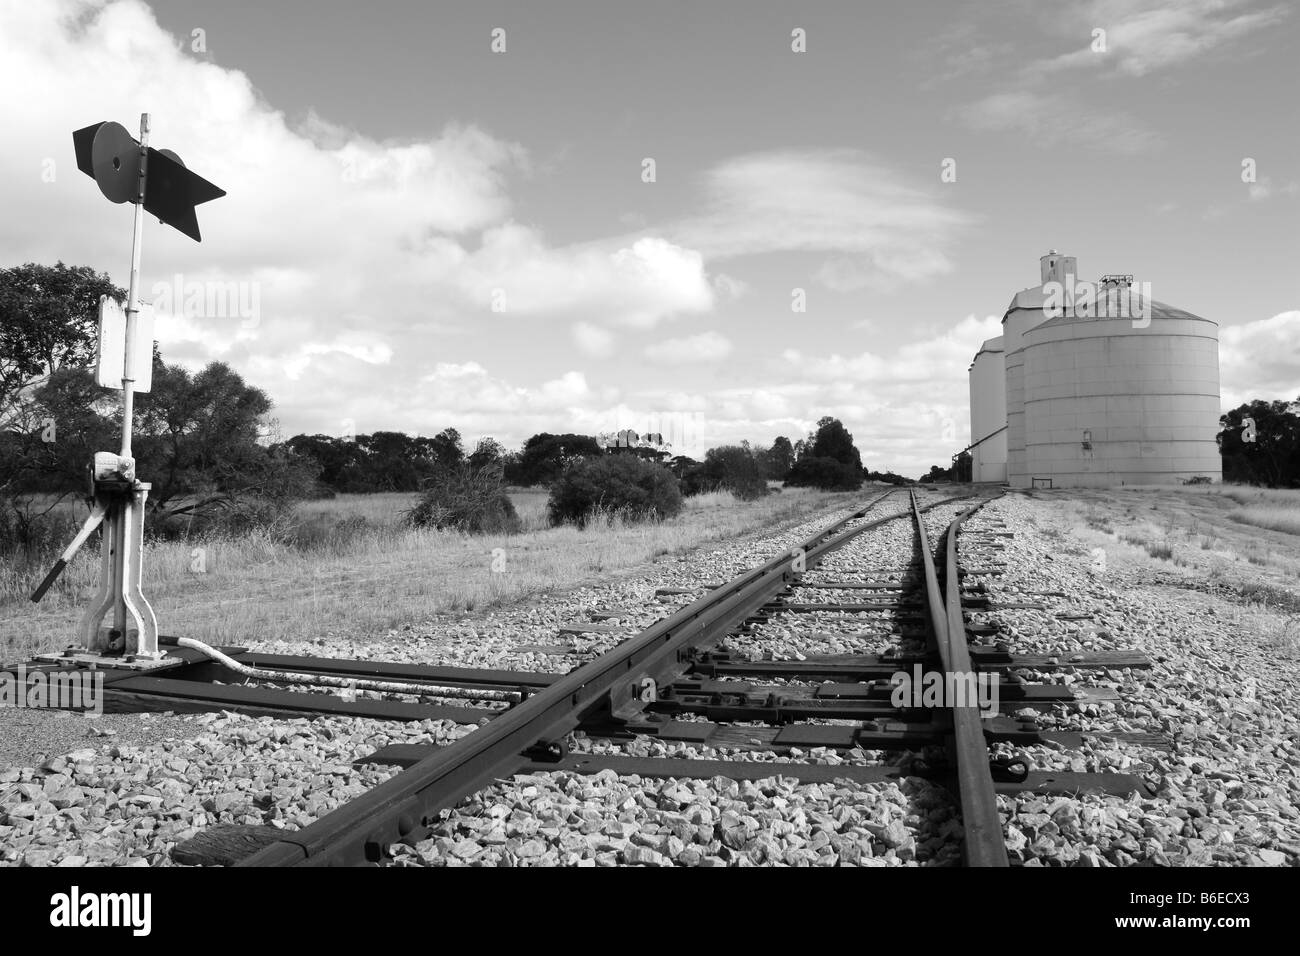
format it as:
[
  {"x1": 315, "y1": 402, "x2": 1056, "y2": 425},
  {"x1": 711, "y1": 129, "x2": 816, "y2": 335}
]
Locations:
[
  {"x1": 31, "y1": 452, "x2": 177, "y2": 670},
  {"x1": 28, "y1": 114, "x2": 222, "y2": 674}
]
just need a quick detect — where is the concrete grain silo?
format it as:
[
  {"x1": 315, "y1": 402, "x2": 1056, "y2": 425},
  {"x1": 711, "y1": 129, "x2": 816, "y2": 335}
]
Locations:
[
  {"x1": 967, "y1": 336, "x2": 1007, "y2": 482},
  {"x1": 969, "y1": 251, "x2": 1222, "y2": 488}
]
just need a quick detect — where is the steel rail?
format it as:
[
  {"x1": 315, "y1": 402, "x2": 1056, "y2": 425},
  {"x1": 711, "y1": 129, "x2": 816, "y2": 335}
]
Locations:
[
  {"x1": 909, "y1": 489, "x2": 1009, "y2": 867},
  {"x1": 238, "y1": 489, "x2": 975, "y2": 867}
]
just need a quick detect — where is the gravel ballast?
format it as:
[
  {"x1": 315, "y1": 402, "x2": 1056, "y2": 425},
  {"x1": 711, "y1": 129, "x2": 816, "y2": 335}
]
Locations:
[
  {"x1": 1, "y1": 493, "x2": 900, "y2": 866},
  {"x1": 4, "y1": 487, "x2": 1297, "y2": 867},
  {"x1": 961, "y1": 495, "x2": 1300, "y2": 867}
]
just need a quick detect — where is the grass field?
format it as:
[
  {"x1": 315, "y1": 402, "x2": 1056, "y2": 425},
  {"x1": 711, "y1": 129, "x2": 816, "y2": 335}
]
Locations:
[
  {"x1": 1, "y1": 486, "x2": 862, "y2": 658},
  {"x1": 1053, "y1": 483, "x2": 1300, "y2": 599},
  {"x1": 1208, "y1": 486, "x2": 1300, "y2": 535},
  {"x1": 1037, "y1": 484, "x2": 1300, "y2": 660}
]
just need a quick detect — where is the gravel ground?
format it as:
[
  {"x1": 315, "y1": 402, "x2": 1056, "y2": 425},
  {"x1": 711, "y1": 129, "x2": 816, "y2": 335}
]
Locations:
[
  {"x1": 393, "y1": 769, "x2": 961, "y2": 867},
  {"x1": 8, "y1": 486, "x2": 1294, "y2": 867},
  {"x1": 0, "y1": 712, "x2": 477, "y2": 866},
  {"x1": 0, "y1": 709, "x2": 199, "y2": 771},
  {"x1": 401, "y1": 489, "x2": 980, "y2": 867},
  {"x1": 962, "y1": 494, "x2": 1300, "y2": 867},
  {"x1": 0, "y1": 492, "x2": 896, "y2": 866}
]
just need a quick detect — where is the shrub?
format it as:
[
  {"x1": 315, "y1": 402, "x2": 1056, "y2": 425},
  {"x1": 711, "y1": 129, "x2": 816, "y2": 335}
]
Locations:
[
  {"x1": 145, "y1": 495, "x2": 297, "y2": 541},
  {"x1": 143, "y1": 493, "x2": 298, "y2": 540},
  {"x1": 285, "y1": 513, "x2": 374, "y2": 553},
  {"x1": 548, "y1": 454, "x2": 683, "y2": 526},
  {"x1": 407, "y1": 464, "x2": 521, "y2": 534},
  {"x1": 680, "y1": 445, "x2": 770, "y2": 501},
  {"x1": 784, "y1": 456, "x2": 863, "y2": 491},
  {"x1": 1146, "y1": 541, "x2": 1174, "y2": 561},
  {"x1": 0, "y1": 500, "x2": 82, "y2": 563}
]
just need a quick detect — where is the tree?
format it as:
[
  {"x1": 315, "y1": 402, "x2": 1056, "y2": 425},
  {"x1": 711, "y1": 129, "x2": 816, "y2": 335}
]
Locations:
[
  {"x1": 667, "y1": 454, "x2": 699, "y2": 479},
  {"x1": 427, "y1": 427, "x2": 464, "y2": 472},
  {"x1": 358, "y1": 430, "x2": 430, "y2": 491},
  {"x1": 0, "y1": 365, "x2": 119, "y2": 548},
  {"x1": 468, "y1": 436, "x2": 504, "y2": 471},
  {"x1": 866, "y1": 469, "x2": 910, "y2": 486},
  {"x1": 680, "y1": 445, "x2": 769, "y2": 500},
  {"x1": 785, "y1": 456, "x2": 863, "y2": 490},
  {"x1": 765, "y1": 436, "x2": 795, "y2": 479},
  {"x1": 0, "y1": 262, "x2": 124, "y2": 430},
  {"x1": 510, "y1": 432, "x2": 604, "y2": 486},
  {"x1": 547, "y1": 454, "x2": 682, "y2": 525},
  {"x1": 1, "y1": 262, "x2": 126, "y2": 505},
  {"x1": 133, "y1": 359, "x2": 317, "y2": 529},
  {"x1": 1218, "y1": 398, "x2": 1300, "y2": 486},
  {"x1": 611, "y1": 444, "x2": 671, "y2": 463},
  {"x1": 283, "y1": 433, "x2": 363, "y2": 492},
  {"x1": 407, "y1": 461, "x2": 520, "y2": 534},
  {"x1": 809, "y1": 416, "x2": 863, "y2": 471},
  {"x1": 8, "y1": 365, "x2": 118, "y2": 496}
]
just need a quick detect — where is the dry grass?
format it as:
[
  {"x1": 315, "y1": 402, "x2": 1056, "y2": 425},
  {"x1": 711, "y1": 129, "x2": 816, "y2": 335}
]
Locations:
[
  {"x1": 1171, "y1": 485, "x2": 1300, "y2": 535},
  {"x1": 1145, "y1": 540, "x2": 1174, "y2": 561},
  {"x1": 1228, "y1": 505, "x2": 1300, "y2": 536},
  {"x1": 1, "y1": 486, "x2": 861, "y2": 658},
  {"x1": 1058, "y1": 484, "x2": 1300, "y2": 577},
  {"x1": 1264, "y1": 616, "x2": 1300, "y2": 660},
  {"x1": 1045, "y1": 487, "x2": 1300, "y2": 664}
]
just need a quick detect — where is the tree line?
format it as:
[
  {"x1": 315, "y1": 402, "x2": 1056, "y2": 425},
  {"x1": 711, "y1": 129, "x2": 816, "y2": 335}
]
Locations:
[
  {"x1": 283, "y1": 417, "x2": 877, "y2": 500},
  {"x1": 6, "y1": 260, "x2": 1296, "y2": 551}
]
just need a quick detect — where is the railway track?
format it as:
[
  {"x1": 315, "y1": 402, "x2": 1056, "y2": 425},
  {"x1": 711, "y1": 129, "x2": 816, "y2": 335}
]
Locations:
[
  {"x1": 4, "y1": 487, "x2": 1161, "y2": 867},
  {"x1": 137, "y1": 487, "x2": 1147, "y2": 867}
]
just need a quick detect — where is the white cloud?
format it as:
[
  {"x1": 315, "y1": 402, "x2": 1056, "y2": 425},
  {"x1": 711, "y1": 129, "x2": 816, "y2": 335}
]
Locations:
[
  {"x1": 441, "y1": 229, "x2": 714, "y2": 327},
  {"x1": 571, "y1": 322, "x2": 616, "y2": 359},
  {"x1": 781, "y1": 313, "x2": 1001, "y2": 389},
  {"x1": 644, "y1": 331, "x2": 733, "y2": 364},
  {"x1": 1219, "y1": 310, "x2": 1300, "y2": 409},
  {"x1": 671, "y1": 150, "x2": 969, "y2": 290},
  {"x1": 951, "y1": 2, "x2": 1285, "y2": 153},
  {"x1": 280, "y1": 336, "x2": 393, "y2": 381},
  {"x1": 0, "y1": 0, "x2": 719, "y2": 427},
  {"x1": 280, "y1": 307, "x2": 1002, "y2": 472},
  {"x1": 1027, "y1": 0, "x2": 1287, "y2": 79},
  {"x1": 711, "y1": 272, "x2": 748, "y2": 300},
  {"x1": 1246, "y1": 177, "x2": 1299, "y2": 202},
  {"x1": 961, "y1": 91, "x2": 1159, "y2": 153},
  {"x1": 280, "y1": 360, "x2": 612, "y2": 445}
]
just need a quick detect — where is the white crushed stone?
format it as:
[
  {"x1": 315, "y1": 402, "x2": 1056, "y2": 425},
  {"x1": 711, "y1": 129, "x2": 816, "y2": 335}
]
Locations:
[
  {"x1": 0, "y1": 711, "x2": 474, "y2": 867},
  {"x1": 964, "y1": 495, "x2": 1300, "y2": 867}
]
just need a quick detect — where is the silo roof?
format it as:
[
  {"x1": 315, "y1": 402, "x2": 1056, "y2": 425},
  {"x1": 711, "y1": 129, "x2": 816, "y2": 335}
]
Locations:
[
  {"x1": 1003, "y1": 287, "x2": 1050, "y2": 317},
  {"x1": 1002, "y1": 282, "x2": 1215, "y2": 329},
  {"x1": 968, "y1": 335, "x2": 1005, "y2": 368},
  {"x1": 1030, "y1": 299, "x2": 1215, "y2": 329}
]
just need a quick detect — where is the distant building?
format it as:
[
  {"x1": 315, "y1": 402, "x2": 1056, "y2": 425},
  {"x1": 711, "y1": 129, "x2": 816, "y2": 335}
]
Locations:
[
  {"x1": 968, "y1": 251, "x2": 1222, "y2": 488},
  {"x1": 967, "y1": 336, "x2": 1007, "y2": 482}
]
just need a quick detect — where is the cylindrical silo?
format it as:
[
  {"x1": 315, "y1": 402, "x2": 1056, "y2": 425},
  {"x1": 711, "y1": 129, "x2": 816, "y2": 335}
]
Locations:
[
  {"x1": 1002, "y1": 287, "x2": 1051, "y2": 488},
  {"x1": 1020, "y1": 298, "x2": 1221, "y2": 487},
  {"x1": 968, "y1": 336, "x2": 1007, "y2": 482}
]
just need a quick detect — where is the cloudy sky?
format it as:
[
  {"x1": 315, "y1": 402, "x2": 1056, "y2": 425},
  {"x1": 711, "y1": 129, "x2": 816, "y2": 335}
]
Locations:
[{"x1": 2, "y1": 0, "x2": 1296, "y2": 473}]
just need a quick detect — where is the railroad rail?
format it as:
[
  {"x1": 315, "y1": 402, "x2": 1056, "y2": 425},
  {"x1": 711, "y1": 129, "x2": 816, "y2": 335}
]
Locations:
[
  {"x1": 7, "y1": 488, "x2": 1155, "y2": 867},
  {"x1": 177, "y1": 488, "x2": 1144, "y2": 866}
]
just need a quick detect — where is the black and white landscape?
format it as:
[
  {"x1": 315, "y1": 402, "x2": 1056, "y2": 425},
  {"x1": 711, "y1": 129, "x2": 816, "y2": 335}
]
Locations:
[{"x1": 0, "y1": 0, "x2": 1297, "y2": 921}]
